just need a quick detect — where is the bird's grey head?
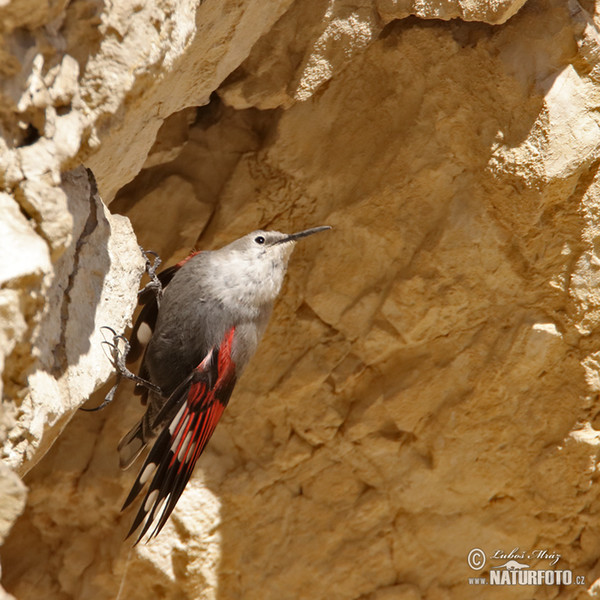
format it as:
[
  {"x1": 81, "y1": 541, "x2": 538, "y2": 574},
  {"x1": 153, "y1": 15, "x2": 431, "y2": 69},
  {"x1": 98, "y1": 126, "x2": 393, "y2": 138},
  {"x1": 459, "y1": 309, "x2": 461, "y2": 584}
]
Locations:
[{"x1": 211, "y1": 226, "x2": 331, "y2": 308}]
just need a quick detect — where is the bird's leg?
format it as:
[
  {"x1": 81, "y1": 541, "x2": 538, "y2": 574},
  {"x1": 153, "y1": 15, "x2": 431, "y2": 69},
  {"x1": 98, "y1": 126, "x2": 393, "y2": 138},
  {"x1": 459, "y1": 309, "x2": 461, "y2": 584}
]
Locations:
[
  {"x1": 138, "y1": 247, "x2": 163, "y2": 306},
  {"x1": 81, "y1": 327, "x2": 163, "y2": 412},
  {"x1": 103, "y1": 328, "x2": 163, "y2": 393}
]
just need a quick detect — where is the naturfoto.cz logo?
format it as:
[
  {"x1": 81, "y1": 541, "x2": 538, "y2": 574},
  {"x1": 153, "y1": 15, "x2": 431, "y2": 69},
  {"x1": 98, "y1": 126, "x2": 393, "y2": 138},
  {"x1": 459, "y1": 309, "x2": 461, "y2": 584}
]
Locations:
[{"x1": 467, "y1": 547, "x2": 586, "y2": 587}]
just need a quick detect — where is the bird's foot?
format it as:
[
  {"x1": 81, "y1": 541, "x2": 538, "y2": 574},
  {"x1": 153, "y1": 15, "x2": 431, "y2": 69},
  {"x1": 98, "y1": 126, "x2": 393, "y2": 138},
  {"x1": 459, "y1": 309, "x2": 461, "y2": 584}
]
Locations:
[
  {"x1": 138, "y1": 247, "x2": 163, "y2": 304},
  {"x1": 81, "y1": 327, "x2": 162, "y2": 412},
  {"x1": 101, "y1": 327, "x2": 162, "y2": 393}
]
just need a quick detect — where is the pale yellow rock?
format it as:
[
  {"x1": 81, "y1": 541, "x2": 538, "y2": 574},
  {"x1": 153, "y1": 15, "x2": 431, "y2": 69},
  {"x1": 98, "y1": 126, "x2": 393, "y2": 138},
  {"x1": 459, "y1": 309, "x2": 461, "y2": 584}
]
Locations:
[
  {"x1": 0, "y1": 466, "x2": 24, "y2": 599},
  {"x1": 0, "y1": 192, "x2": 51, "y2": 286},
  {"x1": 7, "y1": 0, "x2": 600, "y2": 600},
  {"x1": 83, "y1": 0, "x2": 296, "y2": 201},
  {"x1": 375, "y1": 0, "x2": 529, "y2": 23},
  {"x1": 0, "y1": 462, "x2": 26, "y2": 544},
  {"x1": 121, "y1": 174, "x2": 213, "y2": 266},
  {"x1": 0, "y1": 0, "x2": 68, "y2": 33},
  {"x1": 1, "y1": 166, "x2": 144, "y2": 484},
  {"x1": 220, "y1": 0, "x2": 380, "y2": 109},
  {"x1": 142, "y1": 107, "x2": 198, "y2": 170}
]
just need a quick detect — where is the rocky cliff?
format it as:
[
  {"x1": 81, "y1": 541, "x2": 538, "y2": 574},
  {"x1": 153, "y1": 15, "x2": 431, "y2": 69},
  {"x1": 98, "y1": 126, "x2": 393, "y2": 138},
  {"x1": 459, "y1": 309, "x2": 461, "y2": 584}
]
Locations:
[{"x1": 2, "y1": 0, "x2": 600, "y2": 598}]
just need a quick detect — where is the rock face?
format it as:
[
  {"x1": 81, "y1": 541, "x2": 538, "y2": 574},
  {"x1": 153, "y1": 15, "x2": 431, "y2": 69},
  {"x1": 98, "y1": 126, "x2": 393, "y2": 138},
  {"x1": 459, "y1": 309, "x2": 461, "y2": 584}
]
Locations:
[{"x1": 3, "y1": 0, "x2": 600, "y2": 598}]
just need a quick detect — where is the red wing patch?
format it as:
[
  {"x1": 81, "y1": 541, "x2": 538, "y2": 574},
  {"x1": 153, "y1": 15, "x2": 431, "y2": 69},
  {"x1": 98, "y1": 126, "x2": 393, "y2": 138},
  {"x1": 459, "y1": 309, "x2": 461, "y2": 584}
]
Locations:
[{"x1": 123, "y1": 328, "x2": 236, "y2": 543}]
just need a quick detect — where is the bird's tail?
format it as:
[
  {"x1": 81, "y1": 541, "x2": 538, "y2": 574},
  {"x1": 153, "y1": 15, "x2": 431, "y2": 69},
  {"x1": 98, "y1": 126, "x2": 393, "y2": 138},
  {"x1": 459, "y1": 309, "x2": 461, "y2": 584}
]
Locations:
[
  {"x1": 118, "y1": 393, "x2": 166, "y2": 469},
  {"x1": 118, "y1": 410, "x2": 160, "y2": 469},
  {"x1": 118, "y1": 419, "x2": 149, "y2": 469}
]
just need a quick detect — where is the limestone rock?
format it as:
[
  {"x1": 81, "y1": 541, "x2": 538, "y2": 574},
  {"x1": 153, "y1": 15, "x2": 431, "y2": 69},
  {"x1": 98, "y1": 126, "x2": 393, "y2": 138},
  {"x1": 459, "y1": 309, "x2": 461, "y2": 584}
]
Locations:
[
  {"x1": 0, "y1": 163, "x2": 142, "y2": 599},
  {"x1": 0, "y1": 461, "x2": 26, "y2": 554},
  {"x1": 375, "y1": 0, "x2": 529, "y2": 24},
  {"x1": 1, "y1": 167, "x2": 144, "y2": 476},
  {"x1": 6, "y1": 0, "x2": 600, "y2": 600},
  {"x1": 0, "y1": 462, "x2": 25, "y2": 600}
]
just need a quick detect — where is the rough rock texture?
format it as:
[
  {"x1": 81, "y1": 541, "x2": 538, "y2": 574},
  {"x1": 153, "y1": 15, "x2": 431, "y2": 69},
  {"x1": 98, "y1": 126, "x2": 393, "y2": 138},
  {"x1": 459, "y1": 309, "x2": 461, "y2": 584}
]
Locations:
[
  {"x1": 5, "y1": 0, "x2": 600, "y2": 599},
  {"x1": 1, "y1": 167, "x2": 144, "y2": 476},
  {"x1": 375, "y1": 0, "x2": 529, "y2": 23}
]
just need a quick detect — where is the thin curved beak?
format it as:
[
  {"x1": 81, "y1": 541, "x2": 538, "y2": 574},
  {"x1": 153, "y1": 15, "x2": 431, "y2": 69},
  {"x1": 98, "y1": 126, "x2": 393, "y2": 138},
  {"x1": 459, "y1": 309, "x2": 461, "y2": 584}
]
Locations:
[{"x1": 274, "y1": 225, "x2": 332, "y2": 245}]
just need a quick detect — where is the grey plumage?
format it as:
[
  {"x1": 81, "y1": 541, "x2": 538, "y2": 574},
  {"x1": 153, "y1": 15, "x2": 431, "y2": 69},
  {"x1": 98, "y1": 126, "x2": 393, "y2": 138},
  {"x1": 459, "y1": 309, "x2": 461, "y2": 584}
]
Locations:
[{"x1": 118, "y1": 227, "x2": 330, "y2": 476}]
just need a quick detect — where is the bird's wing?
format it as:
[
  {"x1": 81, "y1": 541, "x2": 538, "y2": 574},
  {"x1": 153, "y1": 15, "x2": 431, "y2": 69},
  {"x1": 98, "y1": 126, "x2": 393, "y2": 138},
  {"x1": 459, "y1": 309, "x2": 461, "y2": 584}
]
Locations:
[
  {"x1": 129, "y1": 250, "x2": 201, "y2": 365},
  {"x1": 122, "y1": 327, "x2": 237, "y2": 544}
]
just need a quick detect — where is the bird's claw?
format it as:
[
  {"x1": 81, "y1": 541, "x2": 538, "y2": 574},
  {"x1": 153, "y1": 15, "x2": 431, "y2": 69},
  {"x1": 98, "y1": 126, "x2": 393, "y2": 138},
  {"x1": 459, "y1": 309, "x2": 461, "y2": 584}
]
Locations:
[
  {"x1": 139, "y1": 247, "x2": 163, "y2": 304},
  {"x1": 141, "y1": 248, "x2": 161, "y2": 276},
  {"x1": 80, "y1": 381, "x2": 119, "y2": 412},
  {"x1": 102, "y1": 326, "x2": 161, "y2": 392},
  {"x1": 100, "y1": 326, "x2": 130, "y2": 370},
  {"x1": 81, "y1": 327, "x2": 162, "y2": 413}
]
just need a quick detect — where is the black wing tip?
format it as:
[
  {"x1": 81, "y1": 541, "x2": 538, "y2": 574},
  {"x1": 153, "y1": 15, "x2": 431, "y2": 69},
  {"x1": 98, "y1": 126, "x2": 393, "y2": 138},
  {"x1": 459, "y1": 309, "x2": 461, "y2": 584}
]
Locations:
[
  {"x1": 125, "y1": 487, "x2": 176, "y2": 545},
  {"x1": 121, "y1": 339, "x2": 235, "y2": 545},
  {"x1": 121, "y1": 482, "x2": 143, "y2": 512},
  {"x1": 125, "y1": 514, "x2": 170, "y2": 546}
]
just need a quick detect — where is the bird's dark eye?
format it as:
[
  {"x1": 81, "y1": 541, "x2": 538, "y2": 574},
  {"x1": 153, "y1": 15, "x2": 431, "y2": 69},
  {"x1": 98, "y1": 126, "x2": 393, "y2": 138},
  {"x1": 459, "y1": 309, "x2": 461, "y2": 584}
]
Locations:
[{"x1": 254, "y1": 236, "x2": 265, "y2": 245}]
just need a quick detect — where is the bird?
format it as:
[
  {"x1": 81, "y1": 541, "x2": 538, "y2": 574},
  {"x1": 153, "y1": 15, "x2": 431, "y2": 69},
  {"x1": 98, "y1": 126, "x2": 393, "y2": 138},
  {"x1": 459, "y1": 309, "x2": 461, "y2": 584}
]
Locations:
[{"x1": 103, "y1": 226, "x2": 331, "y2": 543}]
